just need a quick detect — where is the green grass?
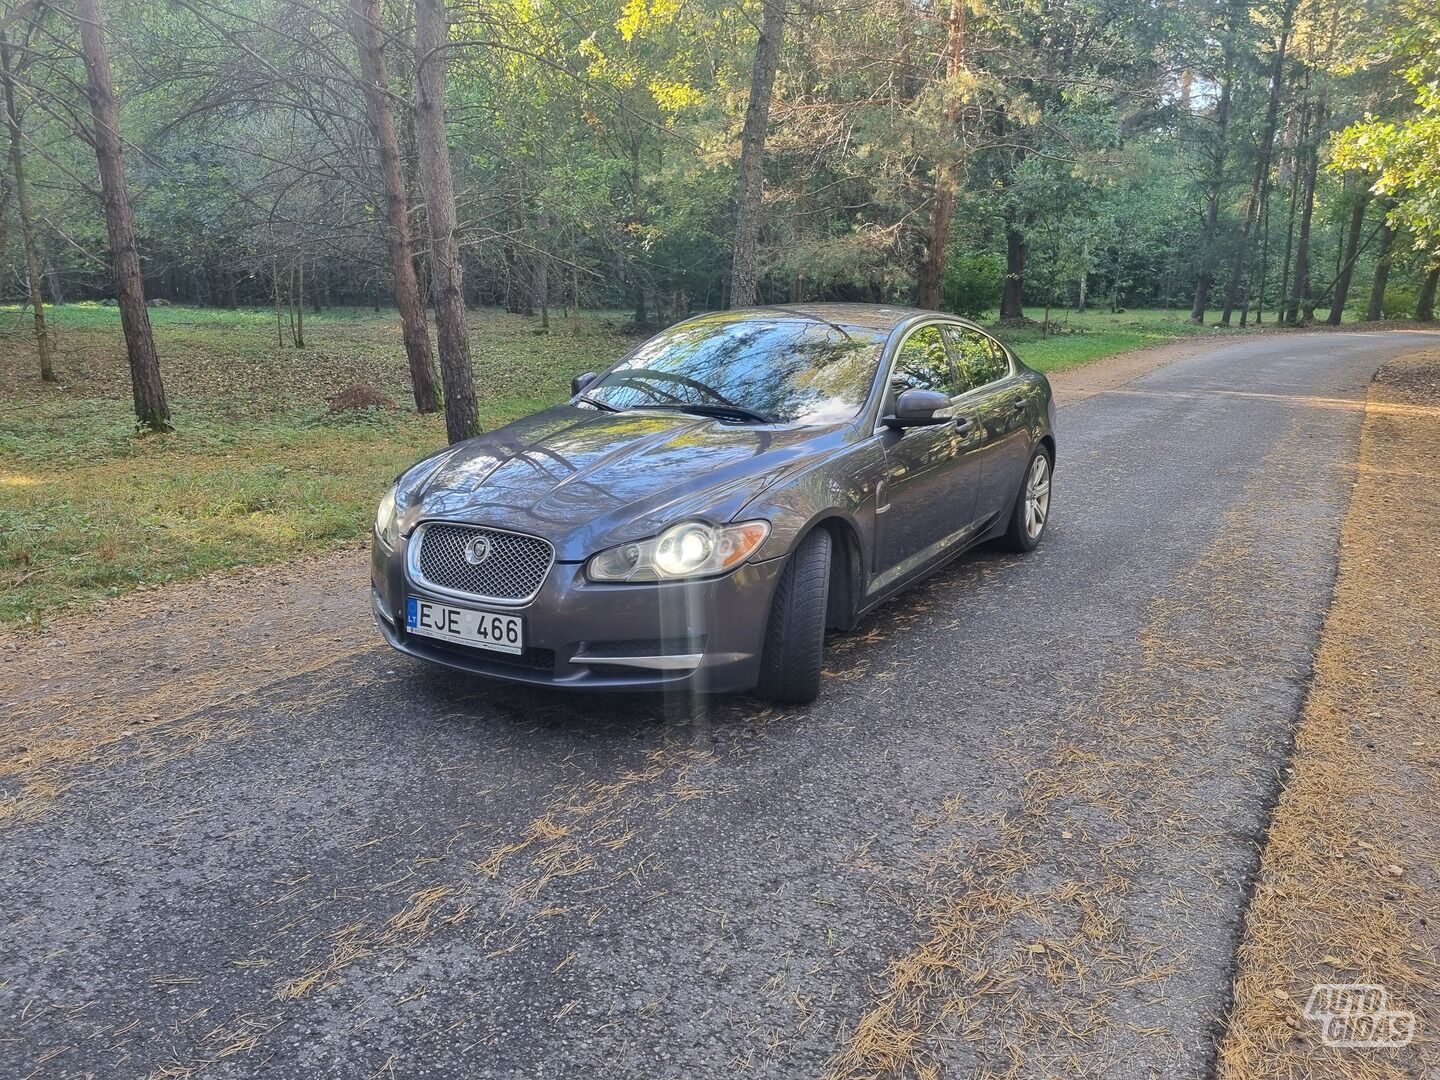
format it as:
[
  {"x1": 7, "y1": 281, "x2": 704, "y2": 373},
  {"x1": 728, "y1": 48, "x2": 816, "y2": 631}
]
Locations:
[
  {"x1": 0, "y1": 304, "x2": 632, "y2": 625},
  {"x1": 0, "y1": 301, "x2": 1283, "y2": 625},
  {"x1": 990, "y1": 307, "x2": 1236, "y2": 372}
]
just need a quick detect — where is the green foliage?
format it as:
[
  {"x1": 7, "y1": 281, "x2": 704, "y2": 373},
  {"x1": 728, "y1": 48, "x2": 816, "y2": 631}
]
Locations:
[
  {"x1": 1329, "y1": 1, "x2": 1440, "y2": 250},
  {"x1": 0, "y1": 0, "x2": 1420, "y2": 325},
  {"x1": 1381, "y1": 287, "x2": 1418, "y2": 319},
  {"x1": 941, "y1": 253, "x2": 1005, "y2": 319}
]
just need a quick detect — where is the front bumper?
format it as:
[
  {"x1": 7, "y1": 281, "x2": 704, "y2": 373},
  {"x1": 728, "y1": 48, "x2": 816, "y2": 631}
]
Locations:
[{"x1": 372, "y1": 532, "x2": 787, "y2": 694}]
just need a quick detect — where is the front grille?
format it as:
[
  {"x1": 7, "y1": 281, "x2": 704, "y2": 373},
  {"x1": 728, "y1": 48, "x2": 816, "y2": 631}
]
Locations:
[
  {"x1": 426, "y1": 638, "x2": 557, "y2": 672},
  {"x1": 412, "y1": 523, "x2": 554, "y2": 603}
]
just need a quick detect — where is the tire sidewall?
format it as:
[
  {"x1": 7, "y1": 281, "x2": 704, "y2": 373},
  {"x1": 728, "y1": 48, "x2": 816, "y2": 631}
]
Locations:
[{"x1": 754, "y1": 527, "x2": 832, "y2": 703}]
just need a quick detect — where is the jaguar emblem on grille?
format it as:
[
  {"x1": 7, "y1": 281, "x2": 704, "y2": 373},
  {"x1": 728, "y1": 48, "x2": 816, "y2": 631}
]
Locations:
[
  {"x1": 464, "y1": 534, "x2": 494, "y2": 565},
  {"x1": 413, "y1": 523, "x2": 552, "y2": 602}
]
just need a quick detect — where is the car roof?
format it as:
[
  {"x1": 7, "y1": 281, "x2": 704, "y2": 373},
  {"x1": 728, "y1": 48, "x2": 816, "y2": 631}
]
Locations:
[{"x1": 726, "y1": 303, "x2": 970, "y2": 333}]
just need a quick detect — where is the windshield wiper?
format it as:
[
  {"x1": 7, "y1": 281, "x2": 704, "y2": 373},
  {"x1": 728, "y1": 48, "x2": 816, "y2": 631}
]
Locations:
[
  {"x1": 632, "y1": 403, "x2": 775, "y2": 424},
  {"x1": 575, "y1": 394, "x2": 621, "y2": 413}
]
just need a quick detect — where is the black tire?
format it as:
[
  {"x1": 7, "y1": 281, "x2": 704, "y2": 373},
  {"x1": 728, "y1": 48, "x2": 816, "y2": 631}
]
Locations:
[
  {"x1": 1001, "y1": 444, "x2": 1053, "y2": 553},
  {"x1": 754, "y1": 528, "x2": 832, "y2": 704}
]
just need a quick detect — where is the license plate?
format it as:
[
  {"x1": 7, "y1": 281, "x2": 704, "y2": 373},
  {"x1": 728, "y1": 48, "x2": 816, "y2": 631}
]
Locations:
[{"x1": 405, "y1": 597, "x2": 524, "y2": 655}]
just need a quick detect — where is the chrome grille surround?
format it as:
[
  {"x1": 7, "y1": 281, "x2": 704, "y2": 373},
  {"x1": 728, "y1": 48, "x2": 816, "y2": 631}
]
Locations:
[{"x1": 407, "y1": 522, "x2": 555, "y2": 606}]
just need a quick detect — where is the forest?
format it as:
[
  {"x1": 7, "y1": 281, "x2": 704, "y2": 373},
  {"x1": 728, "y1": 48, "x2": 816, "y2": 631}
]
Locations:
[
  {"x1": 0, "y1": 0, "x2": 1428, "y2": 610},
  {"x1": 0, "y1": 0, "x2": 1437, "y2": 442}
]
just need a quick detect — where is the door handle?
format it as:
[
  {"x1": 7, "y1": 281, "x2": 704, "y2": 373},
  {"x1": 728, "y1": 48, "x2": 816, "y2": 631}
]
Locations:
[
  {"x1": 954, "y1": 416, "x2": 975, "y2": 436},
  {"x1": 1010, "y1": 397, "x2": 1028, "y2": 412}
]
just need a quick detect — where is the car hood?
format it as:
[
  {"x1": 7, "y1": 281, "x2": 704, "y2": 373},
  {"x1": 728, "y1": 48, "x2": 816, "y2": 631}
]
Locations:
[{"x1": 400, "y1": 406, "x2": 849, "y2": 561}]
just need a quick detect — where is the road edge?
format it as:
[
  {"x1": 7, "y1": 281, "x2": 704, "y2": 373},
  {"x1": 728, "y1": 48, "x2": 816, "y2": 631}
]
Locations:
[{"x1": 1214, "y1": 348, "x2": 1440, "y2": 1077}]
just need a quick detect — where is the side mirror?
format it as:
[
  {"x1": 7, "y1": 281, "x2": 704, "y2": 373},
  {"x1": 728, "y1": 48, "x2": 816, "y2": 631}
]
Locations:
[
  {"x1": 882, "y1": 388, "x2": 951, "y2": 429},
  {"x1": 571, "y1": 371, "x2": 599, "y2": 396}
]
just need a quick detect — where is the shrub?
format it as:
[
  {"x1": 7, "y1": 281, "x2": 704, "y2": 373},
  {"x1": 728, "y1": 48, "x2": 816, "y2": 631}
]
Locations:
[
  {"x1": 1382, "y1": 287, "x2": 1418, "y2": 320},
  {"x1": 942, "y1": 252, "x2": 1005, "y2": 319}
]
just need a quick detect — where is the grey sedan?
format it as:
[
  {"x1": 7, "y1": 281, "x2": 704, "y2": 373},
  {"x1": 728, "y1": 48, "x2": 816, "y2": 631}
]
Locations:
[{"x1": 372, "y1": 304, "x2": 1056, "y2": 703}]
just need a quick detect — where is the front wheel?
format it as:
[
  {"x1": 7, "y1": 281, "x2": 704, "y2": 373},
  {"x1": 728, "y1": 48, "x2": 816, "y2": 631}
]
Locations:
[
  {"x1": 1001, "y1": 446, "x2": 1053, "y2": 552},
  {"x1": 754, "y1": 528, "x2": 832, "y2": 704}
]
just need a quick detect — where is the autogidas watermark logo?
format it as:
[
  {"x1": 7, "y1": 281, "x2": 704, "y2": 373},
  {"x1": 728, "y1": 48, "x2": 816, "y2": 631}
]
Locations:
[{"x1": 1302, "y1": 983, "x2": 1417, "y2": 1048}]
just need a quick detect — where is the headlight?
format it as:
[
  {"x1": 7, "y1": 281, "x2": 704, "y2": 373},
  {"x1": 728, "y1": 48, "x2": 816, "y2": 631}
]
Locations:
[
  {"x1": 375, "y1": 484, "x2": 401, "y2": 549},
  {"x1": 587, "y1": 520, "x2": 770, "y2": 582}
]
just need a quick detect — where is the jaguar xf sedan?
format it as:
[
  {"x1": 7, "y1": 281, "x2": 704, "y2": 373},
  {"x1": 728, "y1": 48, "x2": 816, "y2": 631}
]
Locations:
[{"x1": 372, "y1": 304, "x2": 1056, "y2": 703}]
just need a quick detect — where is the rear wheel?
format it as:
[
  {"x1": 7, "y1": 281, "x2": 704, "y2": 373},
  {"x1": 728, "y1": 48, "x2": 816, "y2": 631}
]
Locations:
[
  {"x1": 754, "y1": 528, "x2": 832, "y2": 704},
  {"x1": 1001, "y1": 446, "x2": 1052, "y2": 552}
]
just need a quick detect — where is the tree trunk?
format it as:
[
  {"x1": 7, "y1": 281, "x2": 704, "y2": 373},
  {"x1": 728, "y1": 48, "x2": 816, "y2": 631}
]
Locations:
[
  {"x1": 915, "y1": 0, "x2": 967, "y2": 311},
  {"x1": 1190, "y1": 0, "x2": 1246, "y2": 324},
  {"x1": 414, "y1": 0, "x2": 478, "y2": 443},
  {"x1": 569, "y1": 229, "x2": 580, "y2": 317},
  {"x1": 1220, "y1": 8, "x2": 1291, "y2": 325},
  {"x1": 1191, "y1": 110, "x2": 1233, "y2": 318},
  {"x1": 1365, "y1": 202, "x2": 1395, "y2": 322},
  {"x1": 1276, "y1": 95, "x2": 1308, "y2": 322},
  {"x1": 1286, "y1": 103, "x2": 1323, "y2": 324},
  {"x1": 75, "y1": 0, "x2": 170, "y2": 431},
  {"x1": 627, "y1": 139, "x2": 648, "y2": 329},
  {"x1": 1110, "y1": 228, "x2": 1125, "y2": 313},
  {"x1": 2, "y1": 32, "x2": 52, "y2": 382},
  {"x1": 1252, "y1": 171, "x2": 1272, "y2": 324},
  {"x1": 536, "y1": 209, "x2": 550, "y2": 332},
  {"x1": 896, "y1": 0, "x2": 916, "y2": 101},
  {"x1": 350, "y1": 0, "x2": 439, "y2": 413},
  {"x1": 503, "y1": 232, "x2": 520, "y2": 312},
  {"x1": 45, "y1": 262, "x2": 62, "y2": 305},
  {"x1": 1190, "y1": 79, "x2": 1233, "y2": 324},
  {"x1": 729, "y1": 0, "x2": 785, "y2": 308},
  {"x1": 273, "y1": 254, "x2": 285, "y2": 346},
  {"x1": 1416, "y1": 266, "x2": 1438, "y2": 322},
  {"x1": 1325, "y1": 187, "x2": 1368, "y2": 325},
  {"x1": 294, "y1": 256, "x2": 306, "y2": 346},
  {"x1": 999, "y1": 214, "x2": 1028, "y2": 321}
]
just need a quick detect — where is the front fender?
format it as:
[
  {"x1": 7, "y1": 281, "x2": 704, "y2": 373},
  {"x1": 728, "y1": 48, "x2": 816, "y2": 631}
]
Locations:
[{"x1": 740, "y1": 438, "x2": 884, "y2": 565}]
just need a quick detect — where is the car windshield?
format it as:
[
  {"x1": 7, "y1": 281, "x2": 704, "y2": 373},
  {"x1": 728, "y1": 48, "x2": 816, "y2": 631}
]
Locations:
[{"x1": 582, "y1": 314, "x2": 887, "y2": 425}]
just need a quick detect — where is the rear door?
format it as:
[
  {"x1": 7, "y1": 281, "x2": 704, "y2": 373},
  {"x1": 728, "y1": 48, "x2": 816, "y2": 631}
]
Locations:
[
  {"x1": 942, "y1": 325, "x2": 1032, "y2": 523},
  {"x1": 872, "y1": 323, "x2": 985, "y2": 586}
]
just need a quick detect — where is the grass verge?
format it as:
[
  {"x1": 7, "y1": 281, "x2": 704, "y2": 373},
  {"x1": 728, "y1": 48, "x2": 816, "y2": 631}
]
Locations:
[
  {"x1": 999, "y1": 306, "x2": 1227, "y2": 371},
  {"x1": 0, "y1": 305, "x2": 633, "y2": 624}
]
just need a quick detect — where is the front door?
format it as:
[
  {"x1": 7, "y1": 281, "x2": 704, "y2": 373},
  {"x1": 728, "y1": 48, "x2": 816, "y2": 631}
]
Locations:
[
  {"x1": 872, "y1": 324, "x2": 985, "y2": 589},
  {"x1": 942, "y1": 325, "x2": 1033, "y2": 523}
]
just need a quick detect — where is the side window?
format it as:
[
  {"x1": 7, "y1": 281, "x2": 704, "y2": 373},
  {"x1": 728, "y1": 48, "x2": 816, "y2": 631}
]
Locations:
[
  {"x1": 890, "y1": 325, "x2": 957, "y2": 398},
  {"x1": 942, "y1": 326, "x2": 1009, "y2": 392}
]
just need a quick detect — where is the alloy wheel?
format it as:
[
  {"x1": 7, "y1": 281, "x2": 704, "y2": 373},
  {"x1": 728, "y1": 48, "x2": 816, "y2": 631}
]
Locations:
[{"x1": 1025, "y1": 454, "x2": 1051, "y2": 539}]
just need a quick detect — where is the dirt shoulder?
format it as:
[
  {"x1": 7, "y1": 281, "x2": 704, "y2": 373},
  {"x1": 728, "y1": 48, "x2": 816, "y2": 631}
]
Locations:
[
  {"x1": 1218, "y1": 350, "x2": 1440, "y2": 1078},
  {"x1": 0, "y1": 544, "x2": 377, "y2": 825}
]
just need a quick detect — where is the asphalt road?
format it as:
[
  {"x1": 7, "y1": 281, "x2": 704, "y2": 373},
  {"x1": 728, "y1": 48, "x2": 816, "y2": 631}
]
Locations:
[{"x1": 5, "y1": 330, "x2": 1438, "y2": 1079}]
